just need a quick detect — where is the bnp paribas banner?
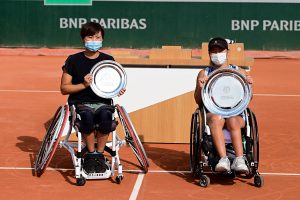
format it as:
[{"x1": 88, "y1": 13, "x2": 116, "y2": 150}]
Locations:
[{"x1": 0, "y1": 0, "x2": 300, "y2": 50}]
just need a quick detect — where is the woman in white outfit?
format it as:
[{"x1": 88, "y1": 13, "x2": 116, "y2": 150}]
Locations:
[{"x1": 194, "y1": 37, "x2": 253, "y2": 174}]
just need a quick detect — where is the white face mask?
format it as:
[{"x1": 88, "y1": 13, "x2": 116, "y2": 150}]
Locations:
[{"x1": 210, "y1": 52, "x2": 227, "y2": 66}]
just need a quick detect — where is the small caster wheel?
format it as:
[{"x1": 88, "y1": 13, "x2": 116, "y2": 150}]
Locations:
[
  {"x1": 254, "y1": 175, "x2": 264, "y2": 187},
  {"x1": 76, "y1": 177, "x2": 86, "y2": 186},
  {"x1": 116, "y1": 175, "x2": 124, "y2": 184},
  {"x1": 199, "y1": 175, "x2": 210, "y2": 187}
]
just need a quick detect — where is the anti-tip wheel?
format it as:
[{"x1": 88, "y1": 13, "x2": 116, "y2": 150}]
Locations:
[
  {"x1": 76, "y1": 177, "x2": 86, "y2": 186},
  {"x1": 254, "y1": 174, "x2": 264, "y2": 187},
  {"x1": 116, "y1": 175, "x2": 124, "y2": 184},
  {"x1": 199, "y1": 175, "x2": 210, "y2": 187}
]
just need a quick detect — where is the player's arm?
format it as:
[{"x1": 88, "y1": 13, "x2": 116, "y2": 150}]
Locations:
[
  {"x1": 194, "y1": 70, "x2": 207, "y2": 105},
  {"x1": 239, "y1": 68, "x2": 253, "y2": 85},
  {"x1": 60, "y1": 70, "x2": 91, "y2": 95},
  {"x1": 238, "y1": 68, "x2": 254, "y2": 100}
]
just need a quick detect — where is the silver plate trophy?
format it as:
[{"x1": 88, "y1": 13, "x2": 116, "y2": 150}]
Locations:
[
  {"x1": 201, "y1": 67, "x2": 252, "y2": 118},
  {"x1": 90, "y1": 60, "x2": 127, "y2": 98}
]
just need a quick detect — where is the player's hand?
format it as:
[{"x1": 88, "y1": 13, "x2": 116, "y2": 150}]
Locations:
[
  {"x1": 198, "y1": 76, "x2": 209, "y2": 88},
  {"x1": 246, "y1": 75, "x2": 253, "y2": 84},
  {"x1": 83, "y1": 74, "x2": 93, "y2": 87},
  {"x1": 118, "y1": 88, "x2": 126, "y2": 96}
]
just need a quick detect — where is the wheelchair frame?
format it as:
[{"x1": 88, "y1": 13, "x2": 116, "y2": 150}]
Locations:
[
  {"x1": 190, "y1": 106, "x2": 263, "y2": 187},
  {"x1": 35, "y1": 104, "x2": 149, "y2": 186}
]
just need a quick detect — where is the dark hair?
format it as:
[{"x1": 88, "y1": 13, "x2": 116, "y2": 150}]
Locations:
[{"x1": 80, "y1": 22, "x2": 105, "y2": 40}]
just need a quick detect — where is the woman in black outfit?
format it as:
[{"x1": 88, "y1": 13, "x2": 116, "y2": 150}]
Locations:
[{"x1": 60, "y1": 22, "x2": 126, "y2": 174}]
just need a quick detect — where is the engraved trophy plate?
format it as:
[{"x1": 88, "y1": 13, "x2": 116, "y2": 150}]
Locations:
[
  {"x1": 90, "y1": 60, "x2": 127, "y2": 98},
  {"x1": 201, "y1": 68, "x2": 252, "y2": 118}
]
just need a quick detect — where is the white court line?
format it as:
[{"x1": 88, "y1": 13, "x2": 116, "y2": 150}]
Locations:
[
  {"x1": 129, "y1": 173, "x2": 145, "y2": 200},
  {"x1": 0, "y1": 89, "x2": 300, "y2": 97},
  {"x1": 1, "y1": 167, "x2": 300, "y2": 176},
  {"x1": 1, "y1": 167, "x2": 299, "y2": 200},
  {"x1": 0, "y1": 89, "x2": 59, "y2": 93},
  {"x1": 253, "y1": 93, "x2": 300, "y2": 97}
]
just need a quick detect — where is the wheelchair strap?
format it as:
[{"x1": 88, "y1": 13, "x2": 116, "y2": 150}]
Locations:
[{"x1": 104, "y1": 146, "x2": 116, "y2": 157}]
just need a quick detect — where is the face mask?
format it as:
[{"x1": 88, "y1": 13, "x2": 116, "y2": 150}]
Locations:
[
  {"x1": 210, "y1": 52, "x2": 227, "y2": 66},
  {"x1": 84, "y1": 40, "x2": 102, "y2": 52}
]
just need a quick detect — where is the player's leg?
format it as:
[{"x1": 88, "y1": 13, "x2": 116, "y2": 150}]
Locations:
[
  {"x1": 93, "y1": 105, "x2": 117, "y2": 173},
  {"x1": 226, "y1": 116, "x2": 248, "y2": 173},
  {"x1": 207, "y1": 113, "x2": 229, "y2": 172}
]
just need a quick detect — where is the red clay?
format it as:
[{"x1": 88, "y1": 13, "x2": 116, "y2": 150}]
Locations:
[{"x1": 0, "y1": 55, "x2": 299, "y2": 199}]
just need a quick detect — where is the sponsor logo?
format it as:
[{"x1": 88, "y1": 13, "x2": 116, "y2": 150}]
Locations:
[
  {"x1": 232, "y1": 20, "x2": 300, "y2": 31},
  {"x1": 59, "y1": 18, "x2": 147, "y2": 30}
]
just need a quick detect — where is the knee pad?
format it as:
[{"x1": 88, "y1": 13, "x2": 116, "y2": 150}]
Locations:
[
  {"x1": 76, "y1": 107, "x2": 94, "y2": 135},
  {"x1": 94, "y1": 105, "x2": 118, "y2": 134}
]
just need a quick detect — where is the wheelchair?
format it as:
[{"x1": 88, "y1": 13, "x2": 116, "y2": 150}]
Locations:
[
  {"x1": 190, "y1": 106, "x2": 264, "y2": 188},
  {"x1": 34, "y1": 103, "x2": 149, "y2": 186},
  {"x1": 190, "y1": 67, "x2": 263, "y2": 188}
]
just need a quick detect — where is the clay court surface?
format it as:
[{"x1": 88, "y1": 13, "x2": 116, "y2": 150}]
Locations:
[{"x1": 0, "y1": 54, "x2": 300, "y2": 199}]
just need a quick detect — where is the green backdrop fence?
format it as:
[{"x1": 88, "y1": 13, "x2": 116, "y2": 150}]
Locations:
[{"x1": 1, "y1": 0, "x2": 300, "y2": 50}]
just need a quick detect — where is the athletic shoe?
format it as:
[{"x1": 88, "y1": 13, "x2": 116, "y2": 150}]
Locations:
[
  {"x1": 94, "y1": 152, "x2": 109, "y2": 173},
  {"x1": 83, "y1": 153, "x2": 98, "y2": 174},
  {"x1": 215, "y1": 156, "x2": 230, "y2": 172},
  {"x1": 231, "y1": 156, "x2": 249, "y2": 174}
]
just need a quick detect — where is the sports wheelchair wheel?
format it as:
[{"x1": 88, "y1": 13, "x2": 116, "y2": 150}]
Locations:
[
  {"x1": 249, "y1": 108, "x2": 259, "y2": 163},
  {"x1": 116, "y1": 104, "x2": 149, "y2": 173},
  {"x1": 190, "y1": 108, "x2": 204, "y2": 177},
  {"x1": 254, "y1": 174, "x2": 264, "y2": 187},
  {"x1": 246, "y1": 108, "x2": 260, "y2": 177},
  {"x1": 199, "y1": 175, "x2": 210, "y2": 187},
  {"x1": 35, "y1": 105, "x2": 69, "y2": 177}
]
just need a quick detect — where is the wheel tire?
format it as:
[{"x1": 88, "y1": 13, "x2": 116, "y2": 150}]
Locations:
[
  {"x1": 76, "y1": 177, "x2": 86, "y2": 186},
  {"x1": 190, "y1": 111, "x2": 200, "y2": 176},
  {"x1": 35, "y1": 105, "x2": 69, "y2": 177},
  {"x1": 248, "y1": 108, "x2": 260, "y2": 164},
  {"x1": 254, "y1": 175, "x2": 264, "y2": 187},
  {"x1": 36, "y1": 170, "x2": 42, "y2": 177},
  {"x1": 199, "y1": 175, "x2": 210, "y2": 187},
  {"x1": 190, "y1": 108, "x2": 204, "y2": 178},
  {"x1": 116, "y1": 175, "x2": 124, "y2": 184},
  {"x1": 116, "y1": 105, "x2": 149, "y2": 173}
]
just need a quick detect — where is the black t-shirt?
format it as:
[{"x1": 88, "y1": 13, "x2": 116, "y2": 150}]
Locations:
[{"x1": 62, "y1": 51, "x2": 114, "y2": 105}]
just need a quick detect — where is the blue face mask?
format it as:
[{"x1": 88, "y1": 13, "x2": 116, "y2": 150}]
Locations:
[{"x1": 84, "y1": 40, "x2": 102, "y2": 52}]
